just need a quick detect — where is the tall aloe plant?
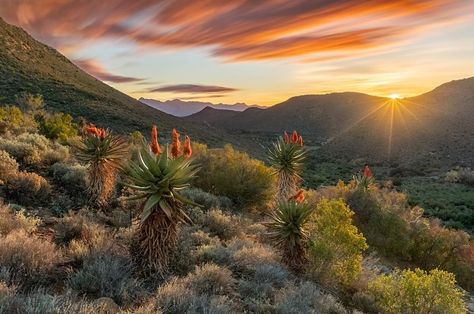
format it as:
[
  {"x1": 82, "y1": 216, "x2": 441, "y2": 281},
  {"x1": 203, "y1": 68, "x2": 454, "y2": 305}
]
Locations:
[
  {"x1": 268, "y1": 130, "x2": 307, "y2": 202},
  {"x1": 125, "y1": 125, "x2": 198, "y2": 273},
  {"x1": 76, "y1": 125, "x2": 129, "y2": 208}
]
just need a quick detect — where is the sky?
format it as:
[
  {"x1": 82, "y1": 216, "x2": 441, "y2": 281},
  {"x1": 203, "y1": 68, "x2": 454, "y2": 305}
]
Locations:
[{"x1": 1, "y1": 0, "x2": 474, "y2": 106}]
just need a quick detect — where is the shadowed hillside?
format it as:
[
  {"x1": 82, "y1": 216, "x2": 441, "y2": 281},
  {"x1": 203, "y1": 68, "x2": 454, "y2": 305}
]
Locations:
[{"x1": 0, "y1": 17, "x2": 254, "y2": 150}]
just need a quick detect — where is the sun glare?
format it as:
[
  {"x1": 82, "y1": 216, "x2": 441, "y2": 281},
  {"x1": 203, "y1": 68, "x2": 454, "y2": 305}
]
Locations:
[{"x1": 389, "y1": 93, "x2": 401, "y2": 99}]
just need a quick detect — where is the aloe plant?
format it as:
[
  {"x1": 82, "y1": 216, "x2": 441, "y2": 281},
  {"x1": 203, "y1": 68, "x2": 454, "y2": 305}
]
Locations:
[
  {"x1": 268, "y1": 131, "x2": 307, "y2": 201},
  {"x1": 76, "y1": 125, "x2": 128, "y2": 208},
  {"x1": 125, "y1": 126, "x2": 198, "y2": 273}
]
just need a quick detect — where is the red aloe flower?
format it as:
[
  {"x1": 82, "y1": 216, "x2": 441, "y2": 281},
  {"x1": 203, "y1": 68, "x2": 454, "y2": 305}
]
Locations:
[
  {"x1": 171, "y1": 128, "x2": 181, "y2": 158},
  {"x1": 85, "y1": 124, "x2": 100, "y2": 136},
  {"x1": 183, "y1": 135, "x2": 192, "y2": 159},
  {"x1": 284, "y1": 131, "x2": 290, "y2": 143},
  {"x1": 298, "y1": 135, "x2": 304, "y2": 147},
  {"x1": 289, "y1": 190, "x2": 305, "y2": 204},
  {"x1": 98, "y1": 128, "x2": 107, "y2": 139},
  {"x1": 150, "y1": 125, "x2": 162, "y2": 155},
  {"x1": 291, "y1": 130, "x2": 298, "y2": 144},
  {"x1": 363, "y1": 165, "x2": 373, "y2": 178}
]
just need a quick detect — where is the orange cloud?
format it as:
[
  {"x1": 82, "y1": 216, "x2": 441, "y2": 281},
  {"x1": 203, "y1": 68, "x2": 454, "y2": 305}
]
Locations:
[
  {"x1": 74, "y1": 59, "x2": 143, "y2": 83},
  {"x1": 1, "y1": 0, "x2": 472, "y2": 61}
]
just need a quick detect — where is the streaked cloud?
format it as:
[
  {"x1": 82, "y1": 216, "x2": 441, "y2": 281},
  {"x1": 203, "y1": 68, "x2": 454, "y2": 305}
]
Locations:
[
  {"x1": 1, "y1": 0, "x2": 471, "y2": 62},
  {"x1": 149, "y1": 84, "x2": 237, "y2": 94},
  {"x1": 74, "y1": 59, "x2": 143, "y2": 83}
]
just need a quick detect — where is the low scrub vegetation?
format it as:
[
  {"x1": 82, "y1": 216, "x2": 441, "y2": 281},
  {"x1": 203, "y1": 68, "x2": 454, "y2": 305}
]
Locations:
[{"x1": 0, "y1": 99, "x2": 471, "y2": 313}]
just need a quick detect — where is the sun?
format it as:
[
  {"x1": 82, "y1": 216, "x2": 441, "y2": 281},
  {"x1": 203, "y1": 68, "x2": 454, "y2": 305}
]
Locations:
[{"x1": 389, "y1": 93, "x2": 401, "y2": 99}]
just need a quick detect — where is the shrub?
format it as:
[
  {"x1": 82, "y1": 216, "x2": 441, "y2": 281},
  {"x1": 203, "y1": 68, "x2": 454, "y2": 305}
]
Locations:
[
  {"x1": 232, "y1": 242, "x2": 280, "y2": 274},
  {"x1": 307, "y1": 199, "x2": 368, "y2": 286},
  {"x1": 69, "y1": 254, "x2": 145, "y2": 305},
  {"x1": 54, "y1": 213, "x2": 85, "y2": 245},
  {"x1": 445, "y1": 167, "x2": 474, "y2": 186},
  {"x1": 0, "y1": 230, "x2": 59, "y2": 287},
  {"x1": 368, "y1": 268, "x2": 466, "y2": 314},
  {"x1": 184, "y1": 263, "x2": 235, "y2": 296},
  {"x1": 0, "y1": 150, "x2": 18, "y2": 184},
  {"x1": 0, "y1": 106, "x2": 32, "y2": 135},
  {"x1": 0, "y1": 204, "x2": 39, "y2": 236},
  {"x1": 5, "y1": 171, "x2": 51, "y2": 205},
  {"x1": 274, "y1": 282, "x2": 347, "y2": 314},
  {"x1": 0, "y1": 133, "x2": 69, "y2": 167},
  {"x1": 181, "y1": 188, "x2": 233, "y2": 210},
  {"x1": 204, "y1": 208, "x2": 242, "y2": 240},
  {"x1": 38, "y1": 112, "x2": 77, "y2": 141},
  {"x1": 193, "y1": 144, "x2": 275, "y2": 208},
  {"x1": 50, "y1": 162, "x2": 89, "y2": 195}
]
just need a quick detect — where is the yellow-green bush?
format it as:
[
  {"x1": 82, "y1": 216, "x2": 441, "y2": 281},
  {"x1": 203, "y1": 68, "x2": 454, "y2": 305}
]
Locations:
[
  {"x1": 368, "y1": 268, "x2": 466, "y2": 314},
  {"x1": 0, "y1": 106, "x2": 35, "y2": 135},
  {"x1": 38, "y1": 112, "x2": 77, "y2": 141},
  {"x1": 193, "y1": 144, "x2": 275, "y2": 208},
  {"x1": 307, "y1": 199, "x2": 368, "y2": 286}
]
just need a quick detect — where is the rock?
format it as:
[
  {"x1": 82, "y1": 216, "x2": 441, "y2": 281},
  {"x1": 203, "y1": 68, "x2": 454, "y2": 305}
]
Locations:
[{"x1": 93, "y1": 297, "x2": 120, "y2": 314}]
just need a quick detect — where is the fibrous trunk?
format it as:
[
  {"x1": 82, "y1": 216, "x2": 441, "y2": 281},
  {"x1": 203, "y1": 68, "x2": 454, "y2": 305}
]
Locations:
[
  {"x1": 131, "y1": 209, "x2": 178, "y2": 275},
  {"x1": 88, "y1": 162, "x2": 116, "y2": 209},
  {"x1": 276, "y1": 171, "x2": 299, "y2": 202},
  {"x1": 282, "y1": 244, "x2": 307, "y2": 272}
]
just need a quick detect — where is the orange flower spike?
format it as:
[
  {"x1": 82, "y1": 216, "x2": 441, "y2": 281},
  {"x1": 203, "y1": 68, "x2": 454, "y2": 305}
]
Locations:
[
  {"x1": 171, "y1": 128, "x2": 181, "y2": 158},
  {"x1": 98, "y1": 128, "x2": 107, "y2": 139},
  {"x1": 85, "y1": 125, "x2": 99, "y2": 136},
  {"x1": 289, "y1": 190, "x2": 305, "y2": 204},
  {"x1": 283, "y1": 131, "x2": 290, "y2": 143},
  {"x1": 150, "y1": 125, "x2": 162, "y2": 155},
  {"x1": 298, "y1": 135, "x2": 304, "y2": 147},
  {"x1": 291, "y1": 130, "x2": 298, "y2": 143},
  {"x1": 363, "y1": 165, "x2": 373, "y2": 178},
  {"x1": 183, "y1": 135, "x2": 192, "y2": 159}
]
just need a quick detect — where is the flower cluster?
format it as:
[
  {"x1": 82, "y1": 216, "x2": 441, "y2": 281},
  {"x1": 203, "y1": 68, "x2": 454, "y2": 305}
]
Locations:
[
  {"x1": 363, "y1": 165, "x2": 373, "y2": 178},
  {"x1": 289, "y1": 190, "x2": 305, "y2": 204},
  {"x1": 284, "y1": 130, "x2": 304, "y2": 147},
  {"x1": 84, "y1": 124, "x2": 106, "y2": 139},
  {"x1": 149, "y1": 126, "x2": 192, "y2": 159}
]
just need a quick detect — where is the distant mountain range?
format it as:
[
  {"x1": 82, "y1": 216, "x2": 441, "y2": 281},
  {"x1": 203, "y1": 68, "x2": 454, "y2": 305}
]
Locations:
[{"x1": 139, "y1": 98, "x2": 264, "y2": 117}]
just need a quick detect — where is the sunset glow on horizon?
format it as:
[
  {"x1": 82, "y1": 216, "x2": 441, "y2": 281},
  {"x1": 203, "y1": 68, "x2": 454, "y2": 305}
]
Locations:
[{"x1": 1, "y1": 0, "x2": 474, "y2": 106}]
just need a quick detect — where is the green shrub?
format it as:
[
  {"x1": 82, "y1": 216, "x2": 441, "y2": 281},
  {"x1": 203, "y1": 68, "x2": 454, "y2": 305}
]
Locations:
[
  {"x1": 368, "y1": 268, "x2": 466, "y2": 314},
  {"x1": 0, "y1": 150, "x2": 18, "y2": 184},
  {"x1": 38, "y1": 112, "x2": 77, "y2": 141},
  {"x1": 307, "y1": 199, "x2": 367, "y2": 286},
  {"x1": 193, "y1": 144, "x2": 275, "y2": 208},
  {"x1": 6, "y1": 171, "x2": 51, "y2": 205},
  {"x1": 50, "y1": 162, "x2": 88, "y2": 195}
]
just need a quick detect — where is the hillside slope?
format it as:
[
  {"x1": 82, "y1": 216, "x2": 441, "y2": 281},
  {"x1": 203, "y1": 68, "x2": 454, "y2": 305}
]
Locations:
[{"x1": 0, "y1": 17, "x2": 244, "y2": 148}]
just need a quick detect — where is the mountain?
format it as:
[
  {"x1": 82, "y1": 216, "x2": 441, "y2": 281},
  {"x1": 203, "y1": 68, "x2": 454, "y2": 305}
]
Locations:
[
  {"x1": 0, "y1": 17, "x2": 254, "y2": 150},
  {"x1": 139, "y1": 98, "x2": 263, "y2": 117},
  {"x1": 188, "y1": 80, "x2": 474, "y2": 168}
]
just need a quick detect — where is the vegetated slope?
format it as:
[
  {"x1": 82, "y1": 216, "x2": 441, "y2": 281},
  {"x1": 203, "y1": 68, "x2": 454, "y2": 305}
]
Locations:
[
  {"x1": 323, "y1": 77, "x2": 474, "y2": 167},
  {"x1": 0, "y1": 17, "x2": 247, "y2": 148},
  {"x1": 139, "y1": 98, "x2": 261, "y2": 117},
  {"x1": 189, "y1": 80, "x2": 474, "y2": 168}
]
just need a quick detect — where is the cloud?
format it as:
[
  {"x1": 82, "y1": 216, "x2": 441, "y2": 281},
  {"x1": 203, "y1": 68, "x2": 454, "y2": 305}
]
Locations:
[
  {"x1": 149, "y1": 84, "x2": 237, "y2": 94},
  {"x1": 74, "y1": 59, "x2": 143, "y2": 83},
  {"x1": 179, "y1": 95, "x2": 227, "y2": 100},
  {"x1": 1, "y1": 0, "x2": 472, "y2": 62}
]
